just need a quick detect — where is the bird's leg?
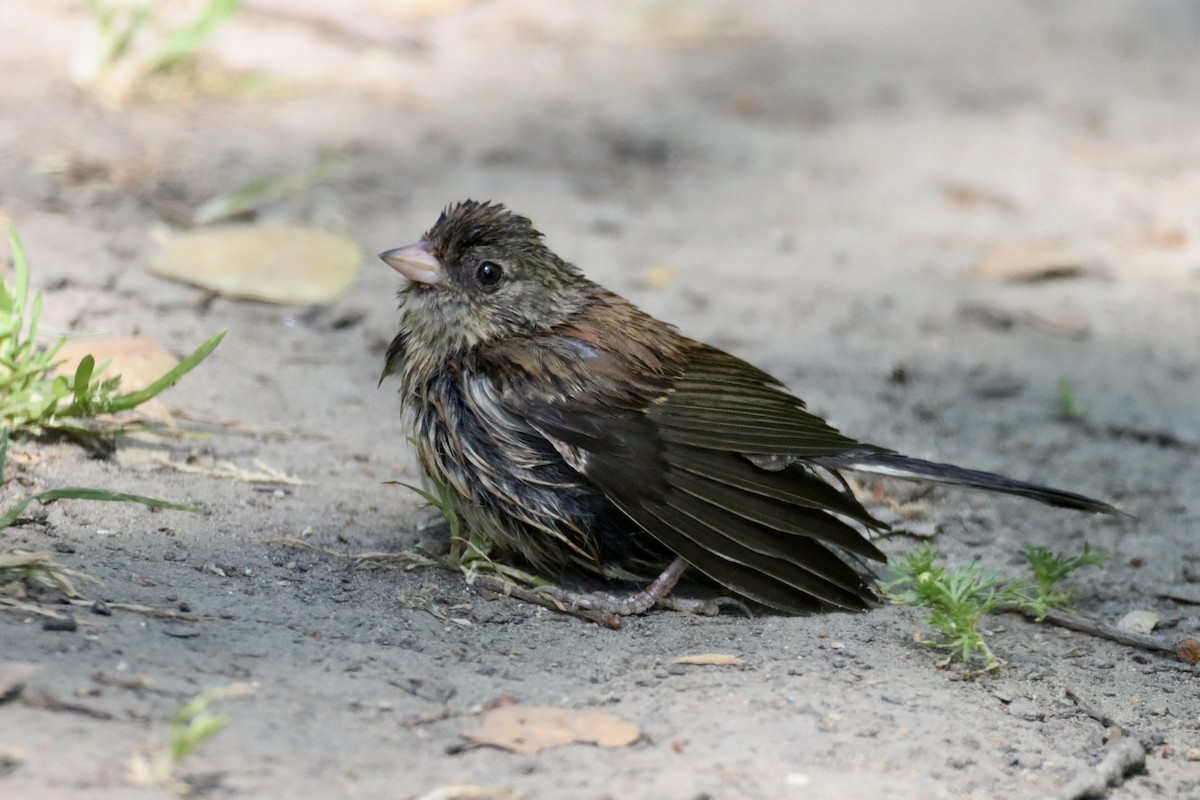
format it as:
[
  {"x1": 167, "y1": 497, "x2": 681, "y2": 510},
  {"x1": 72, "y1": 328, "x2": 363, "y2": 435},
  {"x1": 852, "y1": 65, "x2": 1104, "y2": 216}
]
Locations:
[
  {"x1": 473, "y1": 558, "x2": 750, "y2": 627},
  {"x1": 534, "y1": 556, "x2": 692, "y2": 617}
]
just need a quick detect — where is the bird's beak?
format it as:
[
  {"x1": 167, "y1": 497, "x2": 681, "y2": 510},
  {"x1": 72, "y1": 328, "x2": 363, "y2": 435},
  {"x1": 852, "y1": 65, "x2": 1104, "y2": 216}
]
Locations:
[{"x1": 379, "y1": 241, "x2": 443, "y2": 285}]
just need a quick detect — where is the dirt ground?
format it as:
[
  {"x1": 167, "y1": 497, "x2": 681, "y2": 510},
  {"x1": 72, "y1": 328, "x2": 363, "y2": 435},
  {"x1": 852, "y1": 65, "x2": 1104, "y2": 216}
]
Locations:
[{"x1": 1, "y1": 1, "x2": 1198, "y2": 798}]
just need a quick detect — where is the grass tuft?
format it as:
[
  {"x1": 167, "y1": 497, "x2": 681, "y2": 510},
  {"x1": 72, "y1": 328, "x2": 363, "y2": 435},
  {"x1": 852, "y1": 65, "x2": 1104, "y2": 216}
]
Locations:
[{"x1": 2, "y1": 229, "x2": 223, "y2": 437}]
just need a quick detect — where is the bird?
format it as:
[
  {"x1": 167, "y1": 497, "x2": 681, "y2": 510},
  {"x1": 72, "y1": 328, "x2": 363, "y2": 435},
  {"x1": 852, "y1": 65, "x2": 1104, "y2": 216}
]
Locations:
[{"x1": 379, "y1": 199, "x2": 1118, "y2": 618}]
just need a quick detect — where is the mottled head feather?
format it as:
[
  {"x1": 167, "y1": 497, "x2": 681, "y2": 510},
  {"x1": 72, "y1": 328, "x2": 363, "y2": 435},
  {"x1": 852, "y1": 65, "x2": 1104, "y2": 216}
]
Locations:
[{"x1": 424, "y1": 200, "x2": 545, "y2": 266}]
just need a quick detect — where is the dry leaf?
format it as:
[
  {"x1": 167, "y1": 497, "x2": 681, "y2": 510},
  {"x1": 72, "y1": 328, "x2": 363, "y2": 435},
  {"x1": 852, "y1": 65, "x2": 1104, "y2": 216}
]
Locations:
[
  {"x1": 1117, "y1": 610, "x2": 1159, "y2": 634},
  {"x1": 466, "y1": 705, "x2": 639, "y2": 755},
  {"x1": 54, "y1": 338, "x2": 179, "y2": 425},
  {"x1": 1147, "y1": 227, "x2": 1187, "y2": 249},
  {"x1": 642, "y1": 263, "x2": 676, "y2": 289},
  {"x1": 939, "y1": 182, "x2": 1015, "y2": 211},
  {"x1": 672, "y1": 653, "x2": 745, "y2": 667},
  {"x1": 147, "y1": 226, "x2": 359, "y2": 304},
  {"x1": 976, "y1": 243, "x2": 1084, "y2": 283},
  {"x1": 54, "y1": 338, "x2": 178, "y2": 392}
]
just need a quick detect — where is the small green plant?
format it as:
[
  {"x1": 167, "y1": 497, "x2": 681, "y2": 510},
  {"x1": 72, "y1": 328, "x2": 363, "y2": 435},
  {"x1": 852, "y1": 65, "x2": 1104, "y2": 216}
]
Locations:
[
  {"x1": 170, "y1": 689, "x2": 229, "y2": 763},
  {"x1": 2, "y1": 229, "x2": 223, "y2": 436},
  {"x1": 126, "y1": 684, "x2": 251, "y2": 793},
  {"x1": 1021, "y1": 542, "x2": 1107, "y2": 610},
  {"x1": 883, "y1": 543, "x2": 1107, "y2": 673},
  {"x1": 1057, "y1": 377, "x2": 1086, "y2": 421},
  {"x1": 883, "y1": 545, "x2": 1041, "y2": 672},
  {"x1": 82, "y1": 0, "x2": 243, "y2": 78}
]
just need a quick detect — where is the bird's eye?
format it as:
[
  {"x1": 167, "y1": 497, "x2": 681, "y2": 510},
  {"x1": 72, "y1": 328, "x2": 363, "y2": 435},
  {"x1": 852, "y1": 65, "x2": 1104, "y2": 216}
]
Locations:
[{"x1": 475, "y1": 261, "x2": 504, "y2": 289}]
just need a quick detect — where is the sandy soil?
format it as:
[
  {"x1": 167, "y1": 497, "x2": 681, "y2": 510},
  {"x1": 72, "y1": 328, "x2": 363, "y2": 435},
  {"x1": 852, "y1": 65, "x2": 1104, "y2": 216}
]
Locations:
[{"x1": 1, "y1": 1, "x2": 1198, "y2": 798}]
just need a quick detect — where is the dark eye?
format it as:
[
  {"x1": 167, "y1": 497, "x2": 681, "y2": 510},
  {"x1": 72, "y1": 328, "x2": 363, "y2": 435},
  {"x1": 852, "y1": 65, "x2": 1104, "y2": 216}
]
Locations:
[{"x1": 475, "y1": 261, "x2": 504, "y2": 289}]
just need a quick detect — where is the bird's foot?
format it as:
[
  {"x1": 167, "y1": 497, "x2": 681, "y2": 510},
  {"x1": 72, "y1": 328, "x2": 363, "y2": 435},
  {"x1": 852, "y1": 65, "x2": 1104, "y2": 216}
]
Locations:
[
  {"x1": 532, "y1": 556, "x2": 691, "y2": 618},
  {"x1": 471, "y1": 558, "x2": 746, "y2": 628},
  {"x1": 654, "y1": 595, "x2": 754, "y2": 618}
]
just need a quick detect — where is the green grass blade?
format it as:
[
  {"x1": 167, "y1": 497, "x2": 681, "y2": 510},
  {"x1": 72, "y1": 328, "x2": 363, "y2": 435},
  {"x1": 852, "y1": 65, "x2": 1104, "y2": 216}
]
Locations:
[
  {"x1": 150, "y1": 0, "x2": 242, "y2": 71},
  {"x1": 8, "y1": 228, "x2": 28, "y2": 325},
  {"x1": 73, "y1": 355, "x2": 96, "y2": 406},
  {"x1": 0, "y1": 496, "x2": 38, "y2": 530},
  {"x1": 31, "y1": 487, "x2": 200, "y2": 513},
  {"x1": 100, "y1": 331, "x2": 225, "y2": 413}
]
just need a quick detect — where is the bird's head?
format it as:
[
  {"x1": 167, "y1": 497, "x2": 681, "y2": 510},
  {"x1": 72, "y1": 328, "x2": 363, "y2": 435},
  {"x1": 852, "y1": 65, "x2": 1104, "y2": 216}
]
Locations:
[{"x1": 381, "y1": 200, "x2": 591, "y2": 350}]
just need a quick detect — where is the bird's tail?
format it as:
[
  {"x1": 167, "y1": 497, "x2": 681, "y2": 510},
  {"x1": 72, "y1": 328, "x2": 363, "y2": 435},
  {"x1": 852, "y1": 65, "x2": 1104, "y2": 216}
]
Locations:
[{"x1": 815, "y1": 451, "x2": 1121, "y2": 515}]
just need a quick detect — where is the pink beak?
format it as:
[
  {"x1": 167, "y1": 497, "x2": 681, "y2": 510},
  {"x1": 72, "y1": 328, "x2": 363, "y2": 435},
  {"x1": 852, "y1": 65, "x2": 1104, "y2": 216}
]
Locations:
[{"x1": 380, "y1": 241, "x2": 442, "y2": 285}]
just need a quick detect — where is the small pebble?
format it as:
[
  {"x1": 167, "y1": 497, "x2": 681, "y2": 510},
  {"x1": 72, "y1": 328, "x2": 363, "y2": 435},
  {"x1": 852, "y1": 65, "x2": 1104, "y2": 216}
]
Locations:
[
  {"x1": 91, "y1": 600, "x2": 112, "y2": 616},
  {"x1": 43, "y1": 616, "x2": 77, "y2": 632}
]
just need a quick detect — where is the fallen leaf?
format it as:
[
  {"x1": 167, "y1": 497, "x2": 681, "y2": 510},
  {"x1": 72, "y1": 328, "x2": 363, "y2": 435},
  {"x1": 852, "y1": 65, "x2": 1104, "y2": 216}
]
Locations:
[
  {"x1": 976, "y1": 243, "x2": 1084, "y2": 283},
  {"x1": 54, "y1": 338, "x2": 177, "y2": 392},
  {"x1": 642, "y1": 263, "x2": 676, "y2": 289},
  {"x1": 466, "y1": 705, "x2": 639, "y2": 755},
  {"x1": 939, "y1": 182, "x2": 1015, "y2": 212},
  {"x1": 672, "y1": 653, "x2": 745, "y2": 667},
  {"x1": 147, "y1": 225, "x2": 359, "y2": 304},
  {"x1": 1117, "y1": 610, "x2": 1159, "y2": 634},
  {"x1": 1147, "y1": 227, "x2": 1187, "y2": 249},
  {"x1": 54, "y1": 338, "x2": 179, "y2": 425}
]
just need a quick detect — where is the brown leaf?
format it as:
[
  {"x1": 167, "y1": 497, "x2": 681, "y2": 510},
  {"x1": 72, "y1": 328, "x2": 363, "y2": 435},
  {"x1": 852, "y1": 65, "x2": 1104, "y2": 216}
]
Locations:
[
  {"x1": 1147, "y1": 227, "x2": 1187, "y2": 249},
  {"x1": 642, "y1": 263, "x2": 676, "y2": 289},
  {"x1": 671, "y1": 653, "x2": 745, "y2": 667},
  {"x1": 466, "y1": 705, "x2": 639, "y2": 755},
  {"x1": 54, "y1": 337, "x2": 178, "y2": 391},
  {"x1": 976, "y1": 243, "x2": 1084, "y2": 283},
  {"x1": 147, "y1": 225, "x2": 359, "y2": 304},
  {"x1": 54, "y1": 338, "x2": 181, "y2": 424}
]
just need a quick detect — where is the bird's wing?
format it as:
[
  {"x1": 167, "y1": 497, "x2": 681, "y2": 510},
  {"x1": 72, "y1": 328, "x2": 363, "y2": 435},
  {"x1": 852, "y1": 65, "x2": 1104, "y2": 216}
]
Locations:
[{"x1": 474, "y1": 333, "x2": 888, "y2": 612}]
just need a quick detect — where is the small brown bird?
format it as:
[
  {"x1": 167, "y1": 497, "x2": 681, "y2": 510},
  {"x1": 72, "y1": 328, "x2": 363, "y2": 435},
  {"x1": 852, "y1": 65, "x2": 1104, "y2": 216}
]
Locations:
[{"x1": 380, "y1": 200, "x2": 1117, "y2": 618}]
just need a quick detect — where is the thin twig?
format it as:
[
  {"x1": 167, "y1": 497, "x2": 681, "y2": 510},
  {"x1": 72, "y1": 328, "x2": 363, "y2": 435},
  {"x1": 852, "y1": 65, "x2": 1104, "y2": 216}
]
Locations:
[
  {"x1": 65, "y1": 598, "x2": 204, "y2": 621},
  {"x1": 1009, "y1": 606, "x2": 1200, "y2": 663},
  {"x1": 401, "y1": 707, "x2": 458, "y2": 728},
  {"x1": 1052, "y1": 689, "x2": 1149, "y2": 800},
  {"x1": 18, "y1": 688, "x2": 113, "y2": 720},
  {"x1": 1052, "y1": 737, "x2": 1147, "y2": 800},
  {"x1": 1064, "y1": 688, "x2": 1119, "y2": 730}
]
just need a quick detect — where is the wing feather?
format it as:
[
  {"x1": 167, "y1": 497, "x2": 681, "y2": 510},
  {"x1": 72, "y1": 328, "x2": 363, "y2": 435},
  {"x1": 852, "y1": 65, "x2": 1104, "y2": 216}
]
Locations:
[{"x1": 478, "y1": 325, "x2": 886, "y2": 612}]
